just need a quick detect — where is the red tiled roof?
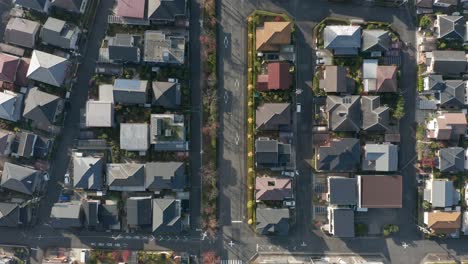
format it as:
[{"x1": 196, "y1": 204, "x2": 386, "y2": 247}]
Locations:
[
  {"x1": 257, "y1": 74, "x2": 269, "y2": 91},
  {"x1": 268, "y1": 62, "x2": 291, "y2": 90},
  {"x1": 15, "y1": 58, "x2": 29, "y2": 87},
  {"x1": 117, "y1": 0, "x2": 146, "y2": 19},
  {"x1": 0, "y1": 53, "x2": 20, "y2": 83},
  {"x1": 360, "y1": 175, "x2": 402, "y2": 208}
]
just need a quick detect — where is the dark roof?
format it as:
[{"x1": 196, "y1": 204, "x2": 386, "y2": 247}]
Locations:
[
  {"x1": 440, "y1": 80, "x2": 465, "y2": 107},
  {"x1": 256, "y1": 208, "x2": 290, "y2": 236},
  {"x1": 331, "y1": 208, "x2": 355, "y2": 237},
  {"x1": 439, "y1": 147, "x2": 464, "y2": 173},
  {"x1": 328, "y1": 177, "x2": 357, "y2": 205},
  {"x1": 417, "y1": 0, "x2": 433, "y2": 8},
  {"x1": 83, "y1": 200, "x2": 99, "y2": 227},
  {"x1": 360, "y1": 175, "x2": 402, "y2": 208},
  {"x1": 50, "y1": 202, "x2": 82, "y2": 229},
  {"x1": 107, "y1": 163, "x2": 145, "y2": 190},
  {"x1": 108, "y1": 34, "x2": 139, "y2": 63},
  {"x1": 326, "y1": 95, "x2": 361, "y2": 132},
  {"x1": 361, "y1": 96, "x2": 390, "y2": 131},
  {"x1": 255, "y1": 138, "x2": 291, "y2": 167},
  {"x1": 323, "y1": 26, "x2": 361, "y2": 55},
  {"x1": 425, "y1": 74, "x2": 445, "y2": 91},
  {"x1": 148, "y1": 0, "x2": 187, "y2": 21},
  {"x1": 438, "y1": 16, "x2": 464, "y2": 40},
  {"x1": 14, "y1": 0, "x2": 48, "y2": 12},
  {"x1": 23, "y1": 87, "x2": 62, "y2": 128},
  {"x1": 152, "y1": 199, "x2": 182, "y2": 233},
  {"x1": 432, "y1": 50, "x2": 467, "y2": 76},
  {"x1": 317, "y1": 138, "x2": 360, "y2": 171},
  {"x1": 73, "y1": 156, "x2": 103, "y2": 190},
  {"x1": 362, "y1": 30, "x2": 391, "y2": 52},
  {"x1": 13, "y1": 132, "x2": 36, "y2": 158},
  {"x1": 0, "y1": 202, "x2": 19, "y2": 227},
  {"x1": 145, "y1": 162, "x2": 186, "y2": 192},
  {"x1": 0, "y1": 162, "x2": 39, "y2": 195},
  {"x1": 51, "y1": 0, "x2": 84, "y2": 13},
  {"x1": 99, "y1": 204, "x2": 120, "y2": 230},
  {"x1": 126, "y1": 197, "x2": 152, "y2": 227},
  {"x1": 152, "y1": 81, "x2": 181, "y2": 108},
  {"x1": 256, "y1": 103, "x2": 291, "y2": 130},
  {"x1": 320, "y1": 66, "x2": 353, "y2": 93}
]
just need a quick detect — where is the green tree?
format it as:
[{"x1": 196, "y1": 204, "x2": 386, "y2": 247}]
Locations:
[
  {"x1": 393, "y1": 96, "x2": 405, "y2": 120},
  {"x1": 419, "y1": 15, "x2": 432, "y2": 30}
]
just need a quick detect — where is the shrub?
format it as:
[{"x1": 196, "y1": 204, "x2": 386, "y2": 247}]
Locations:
[
  {"x1": 355, "y1": 223, "x2": 367, "y2": 236},
  {"x1": 392, "y1": 96, "x2": 405, "y2": 120},
  {"x1": 383, "y1": 224, "x2": 399, "y2": 236},
  {"x1": 419, "y1": 15, "x2": 432, "y2": 30}
]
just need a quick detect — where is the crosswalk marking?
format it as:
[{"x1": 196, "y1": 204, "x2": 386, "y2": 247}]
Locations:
[{"x1": 221, "y1": 260, "x2": 244, "y2": 264}]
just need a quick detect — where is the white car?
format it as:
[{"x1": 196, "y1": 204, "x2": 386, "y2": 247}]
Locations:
[
  {"x1": 64, "y1": 173, "x2": 70, "y2": 185},
  {"x1": 281, "y1": 171, "x2": 295, "y2": 177},
  {"x1": 43, "y1": 173, "x2": 50, "y2": 181},
  {"x1": 283, "y1": 200, "x2": 295, "y2": 208},
  {"x1": 296, "y1": 103, "x2": 302, "y2": 113}
]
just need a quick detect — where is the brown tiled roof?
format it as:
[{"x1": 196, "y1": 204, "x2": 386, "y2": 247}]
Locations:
[
  {"x1": 436, "y1": 113, "x2": 467, "y2": 140},
  {"x1": 256, "y1": 22, "x2": 292, "y2": 51},
  {"x1": 376, "y1": 65, "x2": 397, "y2": 92},
  {"x1": 427, "y1": 211, "x2": 461, "y2": 234},
  {"x1": 320, "y1": 66, "x2": 348, "y2": 93},
  {"x1": 257, "y1": 62, "x2": 291, "y2": 91},
  {"x1": 256, "y1": 177, "x2": 292, "y2": 201},
  {"x1": 256, "y1": 103, "x2": 291, "y2": 130},
  {"x1": 360, "y1": 175, "x2": 402, "y2": 208},
  {"x1": 0, "y1": 53, "x2": 20, "y2": 83}
]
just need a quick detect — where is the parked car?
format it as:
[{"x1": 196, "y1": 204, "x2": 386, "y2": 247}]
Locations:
[
  {"x1": 43, "y1": 173, "x2": 49, "y2": 181},
  {"x1": 316, "y1": 58, "x2": 324, "y2": 65},
  {"x1": 296, "y1": 103, "x2": 301, "y2": 113},
  {"x1": 64, "y1": 173, "x2": 71, "y2": 186},
  {"x1": 59, "y1": 195, "x2": 70, "y2": 202},
  {"x1": 283, "y1": 200, "x2": 295, "y2": 208},
  {"x1": 281, "y1": 171, "x2": 295, "y2": 177}
]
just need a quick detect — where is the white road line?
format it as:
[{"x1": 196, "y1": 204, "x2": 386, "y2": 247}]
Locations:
[{"x1": 231, "y1": 220, "x2": 242, "y2": 223}]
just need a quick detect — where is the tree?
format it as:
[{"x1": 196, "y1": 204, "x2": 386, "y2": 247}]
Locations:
[
  {"x1": 202, "y1": 251, "x2": 220, "y2": 264},
  {"x1": 383, "y1": 224, "x2": 399, "y2": 236},
  {"x1": 419, "y1": 15, "x2": 432, "y2": 30},
  {"x1": 393, "y1": 96, "x2": 405, "y2": 120}
]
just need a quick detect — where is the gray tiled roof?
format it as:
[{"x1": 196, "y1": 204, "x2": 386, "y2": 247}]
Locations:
[
  {"x1": 439, "y1": 147, "x2": 464, "y2": 173},
  {"x1": 50, "y1": 201, "x2": 82, "y2": 229},
  {"x1": 152, "y1": 81, "x2": 181, "y2": 108},
  {"x1": 51, "y1": 0, "x2": 84, "y2": 13},
  {"x1": 0, "y1": 202, "x2": 19, "y2": 227},
  {"x1": 431, "y1": 180, "x2": 456, "y2": 208},
  {"x1": 326, "y1": 95, "x2": 361, "y2": 132},
  {"x1": 0, "y1": 162, "x2": 39, "y2": 195},
  {"x1": 147, "y1": 0, "x2": 186, "y2": 21},
  {"x1": 41, "y1": 17, "x2": 80, "y2": 49},
  {"x1": 126, "y1": 197, "x2": 152, "y2": 227},
  {"x1": 255, "y1": 138, "x2": 291, "y2": 167},
  {"x1": 5, "y1": 17, "x2": 40, "y2": 49},
  {"x1": 145, "y1": 162, "x2": 185, "y2": 192},
  {"x1": 362, "y1": 144, "x2": 398, "y2": 172},
  {"x1": 107, "y1": 34, "x2": 140, "y2": 63},
  {"x1": 120, "y1": 123, "x2": 149, "y2": 151},
  {"x1": 361, "y1": 96, "x2": 389, "y2": 132},
  {"x1": 0, "y1": 90, "x2": 23, "y2": 122},
  {"x1": 107, "y1": 163, "x2": 145, "y2": 191},
  {"x1": 324, "y1": 26, "x2": 361, "y2": 55},
  {"x1": 362, "y1": 30, "x2": 391, "y2": 52},
  {"x1": 113, "y1": 79, "x2": 148, "y2": 105},
  {"x1": 14, "y1": 0, "x2": 48, "y2": 12},
  {"x1": 73, "y1": 156, "x2": 102, "y2": 190},
  {"x1": 27, "y1": 50, "x2": 69, "y2": 87},
  {"x1": 83, "y1": 200, "x2": 99, "y2": 227},
  {"x1": 317, "y1": 138, "x2": 360, "y2": 171},
  {"x1": 23, "y1": 87, "x2": 62, "y2": 129},
  {"x1": 432, "y1": 50, "x2": 467, "y2": 76},
  {"x1": 441, "y1": 80, "x2": 465, "y2": 107},
  {"x1": 99, "y1": 204, "x2": 120, "y2": 230},
  {"x1": 256, "y1": 208, "x2": 290, "y2": 236},
  {"x1": 152, "y1": 199, "x2": 182, "y2": 233},
  {"x1": 437, "y1": 15, "x2": 464, "y2": 40},
  {"x1": 331, "y1": 208, "x2": 355, "y2": 237},
  {"x1": 328, "y1": 177, "x2": 357, "y2": 205},
  {"x1": 256, "y1": 103, "x2": 291, "y2": 131},
  {"x1": 425, "y1": 75, "x2": 445, "y2": 91}
]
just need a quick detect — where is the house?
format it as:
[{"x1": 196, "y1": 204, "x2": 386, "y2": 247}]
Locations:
[
  {"x1": 427, "y1": 112, "x2": 467, "y2": 140},
  {"x1": 152, "y1": 80, "x2": 181, "y2": 108},
  {"x1": 50, "y1": 201, "x2": 82, "y2": 229},
  {"x1": 319, "y1": 66, "x2": 354, "y2": 94},
  {"x1": 323, "y1": 25, "x2": 361, "y2": 55},
  {"x1": 152, "y1": 199, "x2": 182, "y2": 233},
  {"x1": 256, "y1": 208, "x2": 290, "y2": 236},
  {"x1": 126, "y1": 196, "x2": 152, "y2": 229},
  {"x1": 27, "y1": 50, "x2": 69, "y2": 87},
  {"x1": 0, "y1": 90, "x2": 23, "y2": 122},
  {"x1": 107, "y1": 163, "x2": 145, "y2": 192},
  {"x1": 256, "y1": 22, "x2": 292, "y2": 52},
  {"x1": 99, "y1": 202, "x2": 120, "y2": 230},
  {"x1": 433, "y1": 0, "x2": 459, "y2": 7},
  {"x1": 255, "y1": 177, "x2": 292, "y2": 202},
  {"x1": 147, "y1": 0, "x2": 187, "y2": 24},
  {"x1": 257, "y1": 62, "x2": 291, "y2": 91},
  {"x1": 326, "y1": 95, "x2": 361, "y2": 132},
  {"x1": 73, "y1": 155, "x2": 103, "y2": 190},
  {"x1": 255, "y1": 138, "x2": 291, "y2": 168},
  {"x1": 362, "y1": 143, "x2": 398, "y2": 172},
  {"x1": 0, "y1": 202, "x2": 20, "y2": 227},
  {"x1": 327, "y1": 177, "x2": 357, "y2": 206},
  {"x1": 438, "y1": 147, "x2": 465, "y2": 173},
  {"x1": 256, "y1": 103, "x2": 291, "y2": 131},
  {"x1": 424, "y1": 179, "x2": 458, "y2": 208},
  {"x1": 361, "y1": 96, "x2": 390, "y2": 132},
  {"x1": 145, "y1": 162, "x2": 186, "y2": 193},
  {"x1": 424, "y1": 76, "x2": 467, "y2": 107},
  {"x1": 116, "y1": 0, "x2": 145, "y2": 19},
  {"x1": 113, "y1": 79, "x2": 148, "y2": 105},
  {"x1": 357, "y1": 175, "x2": 402, "y2": 209},
  {"x1": 328, "y1": 208, "x2": 354, "y2": 237},
  {"x1": 100, "y1": 34, "x2": 140, "y2": 63},
  {"x1": 435, "y1": 15, "x2": 464, "y2": 40},
  {"x1": 120, "y1": 123, "x2": 149, "y2": 152},
  {"x1": 363, "y1": 60, "x2": 398, "y2": 93},
  {"x1": 82, "y1": 200, "x2": 99, "y2": 228},
  {"x1": 0, "y1": 53, "x2": 30, "y2": 87},
  {"x1": 361, "y1": 30, "x2": 391, "y2": 55},
  {"x1": 416, "y1": 0, "x2": 433, "y2": 13},
  {"x1": 23, "y1": 87, "x2": 64, "y2": 131},
  {"x1": 14, "y1": 0, "x2": 50, "y2": 13},
  {"x1": 143, "y1": 31, "x2": 185, "y2": 64},
  {"x1": 41, "y1": 17, "x2": 80, "y2": 50},
  {"x1": 428, "y1": 50, "x2": 467, "y2": 76},
  {"x1": 0, "y1": 162, "x2": 41, "y2": 196},
  {"x1": 316, "y1": 138, "x2": 360, "y2": 171},
  {"x1": 424, "y1": 211, "x2": 461, "y2": 235},
  {"x1": 51, "y1": 0, "x2": 87, "y2": 13},
  {"x1": 4, "y1": 17, "x2": 40, "y2": 49},
  {"x1": 10, "y1": 131, "x2": 52, "y2": 158},
  {"x1": 150, "y1": 114, "x2": 188, "y2": 151},
  {"x1": 85, "y1": 101, "x2": 114, "y2": 128},
  {"x1": 0, "y1": 129, "x2": 15, "y2": 156}
]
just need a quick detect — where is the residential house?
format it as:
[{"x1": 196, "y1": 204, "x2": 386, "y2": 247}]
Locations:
[
  {"x1": 0, "y1": 129, "x2": 15, "y2": 156},
  {"x1": 100, "y1": 34, "x2": 140, "y2": 63},
  {"x1": 120, "y1": 123, "x2": 149, "y2": 152},
  {"x1": 0, "y1": 90, "x2": 23, "y2": 122},
  {"x1": 113, "y1": 79, "x2": 148, "y2": 105},
  {"x1": 14, "y1": 0, "x2": 50, "y2": 13},
  {"x1": 328, "y1": 208, "x2": 354, "y2": 237},
  {"x1": 323, "y1": 25, "x2": 361, "y2": 55},
  {"x1": 361, "y1": 30, "x2": 391, "y2": 56},
  {"x1": 433, "y1": 0, "x2": 459, "y2": 7},
  {"x1": 255, "y1": 137, "x2": 291, "y2": 168},
  {"x1": 256, "y1": 103, "x2": 291, "y2": 131},
  {"x1": 145, "y1": 162, "x2": 186, "y2": 193},
  {"x1": 147, "y1": 0, "x2": 187, "y2": 24},
  {"x1": 82, "y1": 200, "x2": 99, "y2": 228},
  {"x1": 424, "y1": 179, "x2": 458, "y2": 208},
  {"x1": 362, "y1": 143, "x2": 398, "y2": 172},
  {"x1": 41, "y1": 17, "x2": 80, "y2": 50},
  {"x1": 10, "y1": 131, "x2": 52, "y2": 158},
  {"x1": 115, "y1": 0, "x2": 146, "y2": 20},
  {"x1": 73, "y1": 155, "x2": 103, "y2": 190},
  {"x1": 427, "y1": 112, "x2": 467, "y2": 140},
  {"x1": 152, "y1": 199, "x2": 182, "y2": 233},
  {"x1": 23, "y1": 87, "x2": 64, "y2": 131},
  {"x1": 357, "y1": 175, "x2": 403, "y2": 210},
  {"x1": 438, "y1": 147, "x2": 465, "y2": 173},
  {"x1": 150, "y1": 114, "x2": 188, "y2": 151},
  {"x1": 416, "y1": 0, "x2": 433, "y2": 13},
  {"x1": 27, "y1": 50, "x2": 69, "y2": 87},
  {"x1": 255, "y1": 177, "x2": 293, "y2": 202},
  {"x1": 319, "y1": 65, "x2": 354, "y2": 94},
  {"x1": 423, "y1": 76, "x2": 467, "y2": 108},
  {"x1": 99, "y1": 202, "x2": 120, "y2": 230},
  {"x1": 50, "y1": 201, "x2": 82, "y2": 229},
  {"x1": 428, "y1": 50, "x2": 467, "y2": 76},
  {"x1": 361, "y1": 96, "x2": 390, "y2": 132},
  {"x1": 126, "y1": 196, "x2": 152, "y2": 230},
  {"x1": 363, "y1": 60, "x2": 398, "y2": 93},
  {"x1": 256, "y1": 22, "x2": 292, "y2": 52},
  {"x1": 85, "y1": 101, "x2": 114, "y2": 128},
  {"x1": 0, "y1": 202, "x2": 20, "y2": 227},
  {"x1": 256, "y1": 208, "x2": 290, "y2": 236},
  {"x1": 316, "y1": 138, "x2": 360, "y2": 171},
  {"x1": 107, "y1": 163, "x2": 145, "y2": 192},
  {"x1": 144, "y1": 31, "x2": 185, "y2": 64},
  {"x1": 424, "y1": 211, "x2": 461, "y2": 236},
  {"x1": 435, "y1": 15, "x2": 464, "y2": 40},
  {"x1": 0, "y1": 162, "x2": 41, "y2": 196},
  {"x1": 0, "y1": 53, "x2": 26, "y2": 86},
  {"x1": 327, "y1": 177, "x2": 357, "y2": 206},
  {"x1": 152, "y1": 80, "x2": 181, "y2": 108},
  {"x1": 51, "y1": 0, "x2": 87, "y2": 13},
  {"x1": 326, "y1": 95, "x2": 361, "y2": 132},
  {"x1": 257, "y1": 62, "x2": 291, "y2": 91},
  {"x1": 4, "y1": 17, "x2": 40, "y2": 49}
]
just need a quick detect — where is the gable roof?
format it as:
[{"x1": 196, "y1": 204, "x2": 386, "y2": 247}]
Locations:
[
  {"x1": 126, "y1": 196, "x2": 152, "y2": 227},
  {"x1": 426, "y1": 211, "x2": 461, "y2": 234},
  {"x1": 0, "y1": 53, "x2": 20, "y2": 83},
  {"x1": 113, "y1": 79, "x2": 148, "y2": 104},
  {"x1": 440, "y1": 80, "x2": 465, "y2": 107},
  {"x1": 256, "y1": 208, "x2": 290, "y2": 236},
  {"x1": 117, "y1": 0, "x2": 145, "y2": 19},
  {"x1": 324, "y1": 25, "x2": 361, "y2": 54},
  {"x1": 437, "y1": 15, "x2": 464, "y2": 40},
  {"x1": 330, "y1": 208, "x2": 355, "y2": 237},
  {"x1": 256, "y1": 22, "x2": 292, "y2": 51},
  {"x1": 148, "y1": 0, "x2": 186, "y2": 21},
  {"x1": 107, "y1": 163, "x2": 145, "y2": 190},
  {"x1": 73, "y1": 156, "x2": 102, "y2": 190},
  {"x1": 439, "y1": 147, "x2": 464, "y2": 172},
  {"x1": 432, "y1": 50, "x2": 467, "y2": 75},
  {"x1": 320, "y1": 66, "x2": 352, "y2": 93},
  {"x1": 0, "y1": 90, "x2": 23, "y2": 122},
  {"x1": 0, "y1": 202, "x2": 19, "y2": 227},
  {"x1": 50, "y1": 201, "x2": 82, "y2": 229},
  {"x1": 27, "y1": 50, "x2": 69, "y2": 87},
  {"x1": 120, "y1": 123, "x2": 149, "y2": 151},
  {"x1": 256, "y1": 103, "x2": 291, "y2": 130},
  {"x1": 152, "y1": 81, "x2": 181, "y2": 108},
  {"x1": 326, "y1": 95, "x2": 361, "y2": 132},
  {"x1": 255, "y1": 138, "x2": 291, "y2": 166},
  {"x1": 417, "y1": 0, "x2": 433, "y2": 8},
  {"x1": 431, "y1": 180, "x2": 456, "y2": 208},
  {"x1": 86, "y1": 101, "x2": 114, "y2": 127},
  {"x1": 23, "y1": 87, "x2": 61, "y2": 128},
  {"x1": 256, "y1": 177, "x2": 292, "y2": 201},
  {"x1": 362, "y1": 144, "x2": 398, "y2": 171},
  {"x1": 317, "y1": 138, "x2": 360, "y2": 171},
  {"x1": 425, "y1": 74, "x2": 445, "y2": 91},
  {"x1": 51, "y1": 0, "x2": 84, "y2": 13},
  {"x1": 82, "y1": 200, "x2": 99, "y2": 227},
  {"x1": 105, "y1": 34, "x2": 140, "y2": 63},
  {"x1": 360, "y1": 175, "x2": 402, "y2": 208},
  {"x1": 14, "y1": 0, "x2": 48, "y2": 12},
  {"x1": 145, "y1": 162, "x2": 185, "y2": 191},
  {"x1": 0, "y1": 129, "x2": 15, "y2": 156},
  {"x1": 99, "y1": 204, "x2": 120, "y2": 230},
  {"x1": 361, "y1": 96, "x2": 389, "y2": 131},
  {"x1": 152, "y1": 199, "x2": 182, "y2": 233},
  {"x1": 376, "y1": 66, "x2": 398, "y2": 92},
  {"x1": 328, "y1": 177, "x2": 357, "y2": 205},
  {"x1": 257, "y1": 62, "x2": 291, "y2": 91},
  {"x1": 1, "y1": 162, "x2": 39, "y2": 195},
  {"x1": 362, "y1": 30, "x2": 391, "y2": 52}
]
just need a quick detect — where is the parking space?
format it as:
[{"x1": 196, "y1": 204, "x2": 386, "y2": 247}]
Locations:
[{"x1": 355, "y1": 209, "x2": 400, "y2": 235}]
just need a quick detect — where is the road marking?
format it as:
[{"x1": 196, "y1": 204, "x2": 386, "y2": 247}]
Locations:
[
  {"x1": 301, "y1": 241, "x2": 307, "y2": 247},
  {"x1": 224, "y1": 91, "x2": 229, "y2": 104},
  {"x1": 224, "y1": 36, "x2": 229, "y2": 48},
  {"x1": 229, "y1": 240, "x2": 234, "y2": 247},
  {"x1": 234, "y1": 133, "x2": 239, "y2": 145},
  {"x1": 231, "y1": 220, "x2": 242, "y2": 223},
  {"x1": 235, "y1": 79, "x2": 239, "y2": 88},
  {"x1": 402, "y1": 242, "x2": 409, "y2": 249}
]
